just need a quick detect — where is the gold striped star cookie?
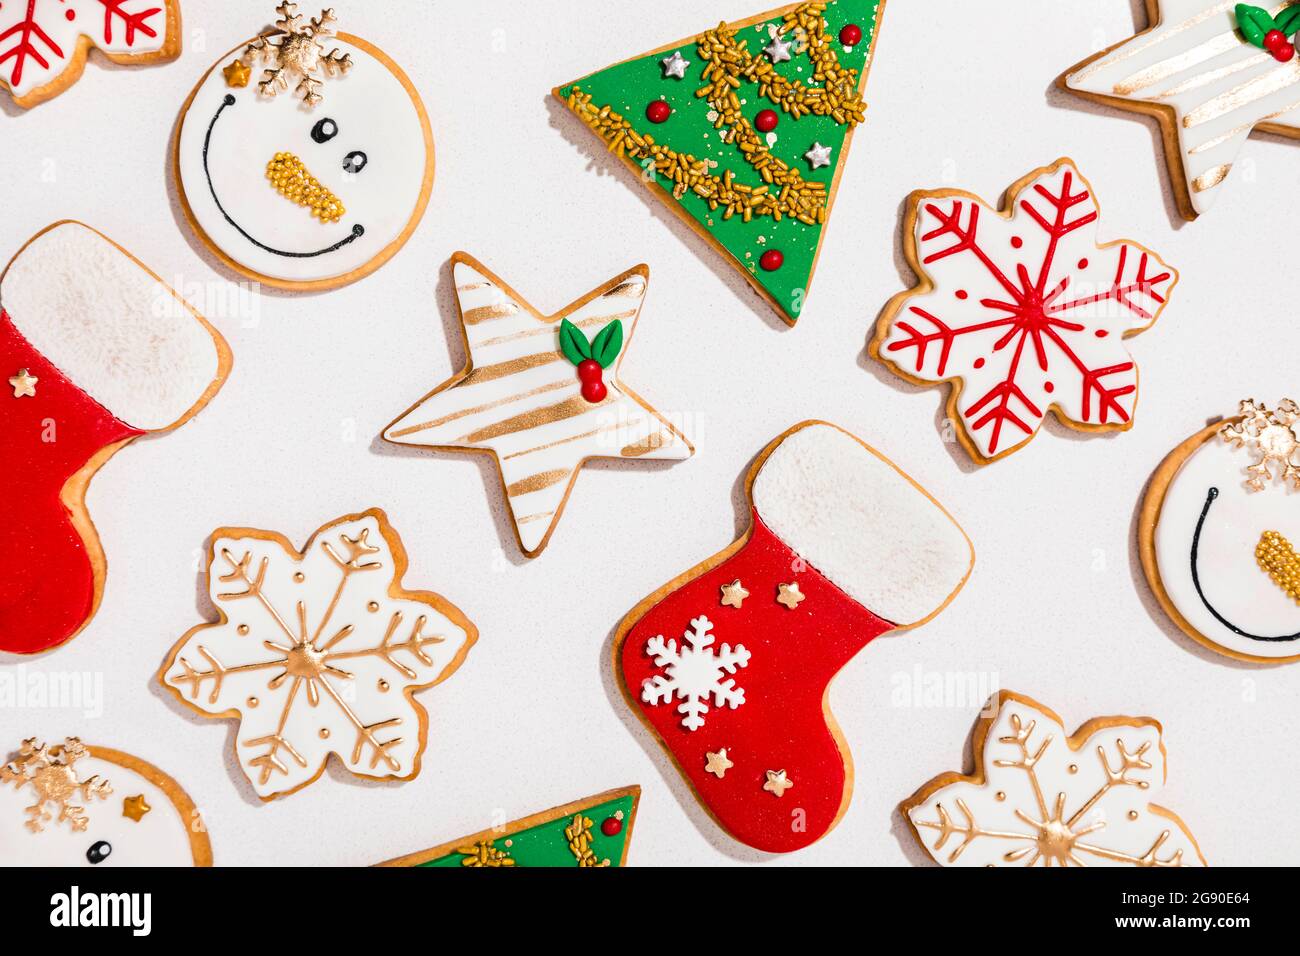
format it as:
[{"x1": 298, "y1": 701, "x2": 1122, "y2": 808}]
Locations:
[
  {"x1": 1061, "y1": 1, "x2": 1300, "y2": 220},
  {"x1": 383, "y1": 253, "x2": 694, "y2": 557}
]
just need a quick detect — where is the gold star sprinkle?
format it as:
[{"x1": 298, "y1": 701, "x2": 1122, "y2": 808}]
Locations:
[
  {"x1": 9, "y1": 369, "x2": 37, "y2": 398},
  {"x1": 223, "y1": 59, "x2": 251, "y2": 88},
  {"x1": 719, "y1": 579, "x2": 749, "y2": 609},
  {"x1": 776, "y1": 582, "x2": 805, "y2": 610},
  {"x1": 122, "y1": 794, "x2": 151, "y2": 822},
  {"x1": 763, "y1": 769, "x2": 793, "y2": 798},
  {"x1": 705, "y1": 749, "x2": 734, "y2": 779}
]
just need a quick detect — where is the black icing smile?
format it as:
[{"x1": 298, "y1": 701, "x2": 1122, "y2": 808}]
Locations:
[
  {"x1": 1189, "y1": 486, "x2": 1300, "y2": 643},
  {"x1": 203, "y1": 94, "x2": 365, "y2": 259}
]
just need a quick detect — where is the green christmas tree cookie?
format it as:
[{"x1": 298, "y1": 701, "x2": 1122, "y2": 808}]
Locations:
[
  {"x1": 554, "y1": 0, "x2": 885, "y2": 324},
  {"x1": 376, "y1": 787, "x2": 640, "y2": 867}
]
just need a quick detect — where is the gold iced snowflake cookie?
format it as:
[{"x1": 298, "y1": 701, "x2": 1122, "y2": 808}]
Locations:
[
  {"x1": 159, "y1": 509, "x2": 477, "y2": 801},
  {"x1": 901, "y1": 692, "x2": 1206, "y2": 868}
]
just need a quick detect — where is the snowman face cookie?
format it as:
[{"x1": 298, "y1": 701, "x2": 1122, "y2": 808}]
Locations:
[
  {"x1": 1143, "y1": 401, "x2": 1300, "y2": 663},
  {"x1": 1, "y1": 739, "x2": 211, "y2": 867},
  {"x1": 175, "y1": 9, "x2": 433, "y2": 290}
]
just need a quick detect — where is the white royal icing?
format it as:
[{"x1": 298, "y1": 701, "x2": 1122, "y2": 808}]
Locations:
[
  {"x1": 907, "y1": 696, "x2": 1207, "y2": 868},
  {"x1": 384, "y1": 259, "x2": 693, "y2": 555},
  {"x1": 161, "y1": 513, "x2": 473, "y2": 800},
  {"x1": 0, "y1": 746, "x2": 201, "y2": 867},
  {"x1": 751, "y1": 423, "x2": 972, "y2": 626},
  {"x1": 1154, "y1": 432, "x2": 1300, "y2": 659},
  {"x1": 0, "y1": 222, "x2": 223, "y2": 431},
  {"x1": 0, "y1": 0, "x2": 172, "y2": 99},
  {"x1": 177, "y1": 36, "x2": 430, "y2": 285},
  {"x1": 876, "y1": 161, "x2": 1176, "y2": 461},
  {"x1": 1065, "y1": 0, "x2": 1300, "y2": 216}
]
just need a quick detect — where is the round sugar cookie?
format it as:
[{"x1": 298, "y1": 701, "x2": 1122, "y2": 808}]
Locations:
[
  {"x1": 174, "y1": 5, "x2": 433, "y2": 291},
  {"x1": 1140, "y1": 400, "x2": 1300, "y2": 663},
  {"x1": 0, "y1": 738, "x2": 211, "y2": 867}
]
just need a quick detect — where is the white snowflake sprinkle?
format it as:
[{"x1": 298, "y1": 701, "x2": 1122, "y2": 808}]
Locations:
[{"x1": 641, "y1": 616, "x2": 749, "y2": 731}]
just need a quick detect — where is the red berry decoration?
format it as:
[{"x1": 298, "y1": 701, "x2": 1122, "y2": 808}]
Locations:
[
  {"x1": 754, "y1": 109, "x2": 778, "y2": 133},
  {"x1": 601, "y1": 815, "x2": 623, "y2": 837},
  {"x1": 577, "y1": 359, "x2": 606, "y2": 404},
  {"x1": 646, "y1": 100, "x2": 671, "y2": 124},
  {"x1": 1265, "y1": 29, "x2": 1286, "y2": 49},
  {"x1": 759, "y1": 249, "x2": 784, "y2": 272},
  {"x1": 1278, "y1": 43, "x2": 1297, "y2": 62},
  {"x1": 561, "y1": 318, "x2": 623, "y2": 405},
  {"x1": 839, "y1": 23, "x2": 863, "y2": 46}
]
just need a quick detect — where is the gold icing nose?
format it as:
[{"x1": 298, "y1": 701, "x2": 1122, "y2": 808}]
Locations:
[
  {"x1": 1256, "y1": 530, "x2": 1300, "y2": 604},
  {"x1": 266, "y1": 152, "x2": 346, "y2": 223}
]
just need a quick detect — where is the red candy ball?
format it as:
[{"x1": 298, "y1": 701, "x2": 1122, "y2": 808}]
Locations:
[
  {"x1": 754, "y1": 109, "x2": 778, "y2": 133},
  {"x1": 601, "y1": 816, "x2": 623, "y2": 837},
  {"x1": 1276, "y1": 43, "x2": 1296, "y2": 62},
  {"x1": 839, "y1": 23, "x2": 863, "y2": 46},
  {"x1": 759, "y1": 249, "x2": 784, "y2": 272},
  {"x1": 577, "y1": 359, "x2": 602, "y2": 382},
  {"x1": 1265, "y1": 29, "x2": 1286, "y2": 49},
  {"x1": 645, "y1": 100, "x2": 671, "y2": 124}
]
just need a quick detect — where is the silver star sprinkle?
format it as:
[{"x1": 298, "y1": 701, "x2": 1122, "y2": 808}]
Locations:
[
  {"x1": 660, "y1": 50, "x2": 691, "y2": 79},
  {"x1": 764, "y1": 34, "x2": 793, "y2": 63},
  {"x1": 804, "y1": 142, "x2": 833, "y2": 170}
]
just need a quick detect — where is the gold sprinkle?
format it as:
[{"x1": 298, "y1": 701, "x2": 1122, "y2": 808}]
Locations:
[
  {"x1": 319, "y1": 728, "x2": 330, "y2": 739},
  {"x1": 294, "y1": 572, "x2": 306, "y2": 583},
  {"x1": 266, "y1": 152, "x2": 346, "y2": 223},
  {"x1": 237, "y1": 624, "x2": 250, "y2": 635},
  {"x1": 247, "y1": 696, "x2": 259, "y2": 708},
  {"x1": 1257, "y1": 530, "x2": 1300, "y2": 604},
  {"x1": 367, "y1": 601, "x2": 380, "y2": 612}
]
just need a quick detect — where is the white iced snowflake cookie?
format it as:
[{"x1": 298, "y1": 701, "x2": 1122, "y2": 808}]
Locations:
[
  {"x1": 0, "y1": 0, "x2": 181, "y2": 108},
  {"x1": 159, "y1": 510, "x2": 476, "y2": 800},
  {"x1": 1, "y1": 738, "x2": 211, "y2": 867},
  {"x1": 1061, "y1": 1, "x2": 1300, "y2": 220},
  {"x1": 902, "y1": 692, "x2": 1207, "y2": 868},
  {"x1": 1141, "y1": 400, "x2": 1300, "y2": 663},
  {"x1": 870, "y1": 159, "x2": 1177, "y2": 464},
  {"x1": 175, "y1": 3, "x2": 434, "y2": 290},
  {"x1": 383, "y1": 253, "x2": 694, "y2": 557}
]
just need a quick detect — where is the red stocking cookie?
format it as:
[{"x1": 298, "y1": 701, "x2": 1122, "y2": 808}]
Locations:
[
  {"x1": 614, "y1": 421, "x2": 974, "y2": 852},
  {"x1": 0, "y1": 222, "x2": 232, "y2": 655}
]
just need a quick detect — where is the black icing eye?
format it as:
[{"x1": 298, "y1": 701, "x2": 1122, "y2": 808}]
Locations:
[
  {"x1": 86, "y1": 841, "x2": 112, "y2": 865},
  {"x1": 311, "y1": 118, "x2": 339, "y2": 144},
  {"x1": 342, "y1": 151, "x2": 368, "y2": 175}
]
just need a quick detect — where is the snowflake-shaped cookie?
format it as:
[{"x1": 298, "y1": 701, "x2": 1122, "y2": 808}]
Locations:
[
  {"x1": 640, "y1": 615, "x2": 749, "y2": 731},
  {"x1": 0, "y1": 0, "x2": 179, "y2": 108},
  {"x1": 159, "y1": 510, "x2": 476, "y2": 800},
  {"x1": 1, "y1": 738, "x2": 111, "y2": 833},
  {"x1": 902, "y1": 692, "x2": 1206, "y2": 867},
  {"x1": 871, "y1": 159, "x2": 1177, "y2": 464},
  {"x1": 1221, "y1": 398, "x2": 1300, "y2": 492}
]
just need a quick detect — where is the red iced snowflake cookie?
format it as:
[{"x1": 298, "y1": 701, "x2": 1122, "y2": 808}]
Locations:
[
  {"x1": 870, "y1": 159, "x2": 1177, "y2": 464},
  {"x1": 0, "y1": 222, "x2": 231, "y2": 655},
  {"x1": 614, "y1": 421, "x2": 974, "y2": 853},
  {"x1": 0, "y1": 0, "x2": 181, "y2": 108}
]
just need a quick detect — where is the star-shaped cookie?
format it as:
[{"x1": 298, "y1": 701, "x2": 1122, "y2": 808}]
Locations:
[
  {"x1": 1061, "y1": 1, "x2": 1300, "y2": 220},
  {"x1": 383, "y1": 254, "x2": 693, "y2": 557}
]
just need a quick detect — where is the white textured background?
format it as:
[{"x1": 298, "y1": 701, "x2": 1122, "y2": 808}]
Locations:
[{"x1": 1, "y1": 0, "x2": 1297, "y2": 867}]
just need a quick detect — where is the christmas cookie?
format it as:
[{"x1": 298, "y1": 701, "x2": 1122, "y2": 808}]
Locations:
[
  {"x1": 554, "y1": 0, "x2": 886, "y2": 324},
  {"x1": 901, "y1": 691, "x2": 1207, "y2": 867},
  {"x1": 383, "y1": 253, "x2": 694, "y2": 558},
  {"x1": 1140, "y1": 400, "x2": 1300, "y2": 663},
  {"x1": 174, "y1": 3, "x2": 434, "y2": 291},
  {"x1": 614, "y1": 421, "x2": 973, "y2": 852},
  {"x1": 869, "y1": 159, "x2": 1177, "y2": 464},
  {"x1": 158, "y1": 510, "x2": 476, "y2": 801},
  {"x1": 0, "y1": 221, "x2": 232, "y2": 656},
  {"x1": 377, "y1": 786, "x2": 640, "y2": 867},
  {"x1": 0, "y1": 0, "x2": 180, "y2": 108},
  {"x1": 1, "y1": 737, "x2": 212, "y2": 866},
  {"x1": 1061, "y1": 2, "x2": 1300, "y2": 220}
]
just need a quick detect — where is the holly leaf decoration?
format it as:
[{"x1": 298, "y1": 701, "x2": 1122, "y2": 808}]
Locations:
[
  {"x1": 1278, "y1": 5, "x2": 1300, "y2": 35},
  {"x1": 1237, "y1": 4, "x2": 1279, "y2": 46},
  {"x1": 591, "y1": 320, "x2": 624, "y2": 369},
  {"x1": 559, "y1": 318, "x2": 593, "y2": 367}
]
